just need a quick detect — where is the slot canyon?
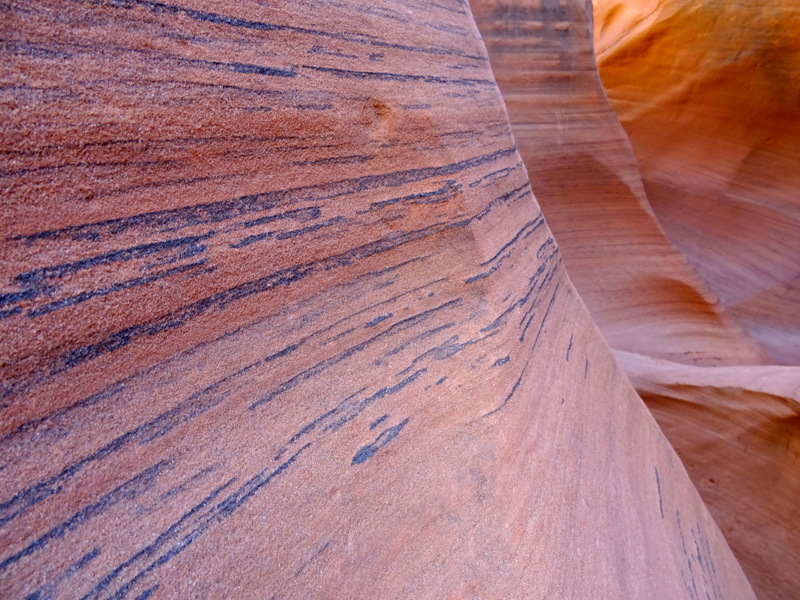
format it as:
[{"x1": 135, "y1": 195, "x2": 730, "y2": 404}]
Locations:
[{"x1": 1, "y1": 0, "x2": 797, "y2": 598}]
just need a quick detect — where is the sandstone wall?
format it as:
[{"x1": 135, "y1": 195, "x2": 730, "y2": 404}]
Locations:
[{"x1": 0, "y1": 0, "x2": 756, "y2": 598}]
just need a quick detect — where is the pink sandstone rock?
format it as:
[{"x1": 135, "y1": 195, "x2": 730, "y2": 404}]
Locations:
[
  {"x1": 476, "y1": 1, "x2": 799, "y2": 598},
  {"x1": 473, "y1": 0, "x2": 800, "y2": 600},
  {"x1": 1, "y1": 1, "x2": 756, "y2": 598}
]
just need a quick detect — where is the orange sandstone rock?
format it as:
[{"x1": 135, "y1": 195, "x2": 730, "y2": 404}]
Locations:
[
  {"x1": 0, "y1": 1, "x2": 755, "y2": 598},
  {"x1": 594, "y1": 0, "x2": 800, "y2": 366},
  {"x1": 618, "y1": 350, "x2": 800, "y2": 600},
  {"x1": 472, "y1": 0, "x2": 767, "y2": 367},
  {"x1": 476, "y1": 2, "x2": 799, "y2": 599}
]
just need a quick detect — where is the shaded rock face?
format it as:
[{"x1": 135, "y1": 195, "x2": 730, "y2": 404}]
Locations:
[
  {"x1": 594, "y1": 0, "x2": 800, "y2": 367},
  {"x1": 475, "y1": 1, "x2": 799, "y2": 599},
  {"x1": 471, "y1": 0, "x2": 767, "y2": 367},
  {"x1": 592, "y1": 3, "x2": 800, "y2": 598},
  {"x1": 0, "y1": 1, "x2": 757, "y2": 599},
  {"x1": 619, "y1": 351, "x2": 800, "y2": 600}
]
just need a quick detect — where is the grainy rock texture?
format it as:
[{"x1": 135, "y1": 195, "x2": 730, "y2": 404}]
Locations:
[
  {"x1": 618, "y1": 350, "x2": 800, "y2": 600},
  {"x1": 473, "y1": 0, "x2": 800, "y2": 600},
  {"x1": 0, "y1": 0, "x2": 756, "y2": 599}
]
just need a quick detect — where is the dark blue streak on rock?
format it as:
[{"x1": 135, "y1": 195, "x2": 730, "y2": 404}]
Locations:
[
  {"x1": 25, "y1": 547, "x2": 102, "y2": 600},
  {"x1": 472, "y1": 183, "x2": 530, "y2": 222},
  {"x1": 492, "y1": 356, "x2": 510, "y2": 367},
  {"x1": 566, "y1": 333, "x2": 573, "y2": 361},
  {"x1": 0, "y1": 361, "x2": 258, "y2": 528},
  {"x1": 435, "y1": 376, "x2": 447, "y2": 385},
  {"x1": 294, "y1": 154, "x2": 371, "y2": 166},
  {"x1": 294, "y1": 540, "x2": 331, "y2": 577},
  {"x1": 352, "y1": 418, "x2": 410, "y2": 465},
  {"x1": 289, "y1": 405, "x2": 345, "y2": 445},
  {"x1": 654, "y1": 466, "x2": 664, "y2": 518},
  {"x1": 0, "y1": 288, "x2": 38, "y2": 308},
  {"x1": 482, "y1": 259, "x2": 552, "y2": 335},
  {"x1": 249, "y1": 299, "x2": 459, "y2": 409},
  {"x1": 399, "y1": 332, "x2": 496, "y2": 375},
  {"x1": 584, "y1": 358, "x2": 589, "y2": 379},
  {"x1": 304, "y1": 65, "x2": 495, "y2": 88},
  {"x1": 4, "y1": 147, "x2": 520, "y2": 400},
  {"x1": 14, "y1": 233, "x2": 214, "y2": 285},
  {"x1": 369, "y1": 414, "x2": 389, "y2": 430},
  {"x1": 309, "y1": 44, "x2": 357, "y2": 59},
  {"x1": 134, "y1": 586, "x2": 158, "y2": 600},
  {"x1": 0, "y1": 461, "x2": 171, "y2": 572},
  {"x1": 468, "y1": 165, "x2": 518, "y2": 188},
  {"x1": 364, "y1": 313, "x2": 392, "y2": 328},
  {"x1": 27, "y1": 260, "x2": 207, "y2": 318},
  {"x1": 360, "y1": 181, "x2": 460, "y2": 213},
  {"x1": 159, "y1": 465, "x2": 219, "y2": 501},
  {"x1": 511, "y1": 248, "x2": 561, "y2": 340},
  {"x1": 482, "y1": 362, "x2": 529, "y2": 418},
  {"x1": 124, "y1": 0, "x2": 486, "y2": 61},
  {"x1": 15, "y1": 147, "x2": 516, "y2": 243},
  {"x1": 326, "y1": 370, "x2": 426, "y2": 432},
  {"x1": 78, "y1": 478, "x2": 236, "y2": 600},
  {"x1": 0, "y1": 306, "x2": 22, "y2": 320},
  {"x1": 675, "y1": 510, "x2": 701, "y2": 600},
  {"x1": 275, "y1": 216, "x2": 346, "y2": 240},
  {"x1": 273, "y1": 389, "x2": 366, "y2": 461},
  {"x1": 232, "y1": 208, "x2": 331, "y2": 248},
  {"x1": 536, "y1": 237, "x2": 555, "y2": 260},
  {"x1": 240, "y1": 206, "x2": 321, "y2": 229},
  {"x1": 528, "y1": 283, "x2": 560, "y2": 346},
  {"x1": 382, "y1": 321, "x2": 455, "y2": 360},
  {"x1": 94, "y1": 446, "x2": 311, "y2": 600},
  {"x1": 2, "y1": 378, "x2": 126, "y2": 444},
  {"x1": 477, "y1": 216, "x2": 544, "y2": 268},
  {"x1": 172, "y1": 56, "x2": 296, "y2": 77}
]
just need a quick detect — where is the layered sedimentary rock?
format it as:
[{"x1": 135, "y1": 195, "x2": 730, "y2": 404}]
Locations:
[
  {"x1": 619, "y1": 351, "x2": 800, "y2": 600},
  {"x1": 474, "y1": 0, "x2": 800, "y2": 599},
  {"x1": 594, "y1": 0, "x2": 800, "y2": 366},
  {"x1": 592, "y1": 2, "x2": 800, "y2": 597},
  {"x1": 471, "y1": 0, "x2": 766, "y2": 367},
  {"x1": 473, "y1": 2, "x2": 799, "y2": 599},
  {"x1": 0, "y1": 0, "x2": 755, "y2": 598}
]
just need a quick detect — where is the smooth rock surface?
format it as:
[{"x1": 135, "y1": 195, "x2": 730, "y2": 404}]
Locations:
[
  {"x1": 471, "y1": 0, "x2": 767, "y2": 367},
  {"x1": 594, "y1": 0, "x2": 800, "y2": 366},
  {"x1": 618, "y1": 350, "x2": 800, "y2": 600},
  {"x1": 0, "y1": 0, "x2": 755, "y2": 598}
]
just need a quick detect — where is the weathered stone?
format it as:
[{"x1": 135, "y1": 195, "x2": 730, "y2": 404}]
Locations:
[{"x1": 0, "y1": 1, "x2": 756, "y2": 598}]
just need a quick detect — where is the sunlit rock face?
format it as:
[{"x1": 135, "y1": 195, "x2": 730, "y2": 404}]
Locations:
[
  {"x1": 594, "y1": 0, "x2": 800, "y2": 367},
  {"x1": 0, "y1": 1, "x2": 755, "y2": 599}
]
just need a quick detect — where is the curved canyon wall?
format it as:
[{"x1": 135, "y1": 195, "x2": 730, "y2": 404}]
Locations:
[
  {"x1": 593, "y1": 2, "x2": 800, "y2": 598},
  {"x1": 594, "y1": 0, "x2": 800, "y2": 367},
  {"x1": 477, "y1": 1, "x2": 799, "y2": 599},
  {"x1": 0, "y1": 0, "x2": 758, "y2": 598},
  {"x1": 471, "y1": 0, "x2": 767, "y2": 367}
]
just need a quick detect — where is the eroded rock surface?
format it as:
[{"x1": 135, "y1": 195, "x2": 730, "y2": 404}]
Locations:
[
  {"x1": 475, "y1": 1, "x2": 799, "y2": 598},
  {"x1": 473, "y1": 0, "x2": 800, "y2": 600},
  {"x1": 471, "y1": 0, "x2": 767, "y2": 367},
  {"x1": 594, "y1": 0, "x2": 800, "y2": 367},
  {"x1": 0, "y1": 0, "x2": 755, "y2": 598}
]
